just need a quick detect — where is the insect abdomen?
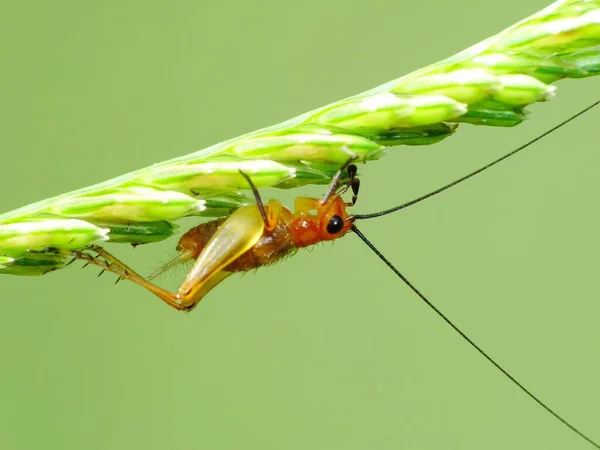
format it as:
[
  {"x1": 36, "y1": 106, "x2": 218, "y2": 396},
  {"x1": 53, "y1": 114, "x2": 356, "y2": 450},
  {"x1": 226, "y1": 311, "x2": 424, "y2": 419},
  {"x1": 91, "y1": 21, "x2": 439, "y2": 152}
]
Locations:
[{"x1": 225, "y1": 219, "x2": 297, "y2": 272}]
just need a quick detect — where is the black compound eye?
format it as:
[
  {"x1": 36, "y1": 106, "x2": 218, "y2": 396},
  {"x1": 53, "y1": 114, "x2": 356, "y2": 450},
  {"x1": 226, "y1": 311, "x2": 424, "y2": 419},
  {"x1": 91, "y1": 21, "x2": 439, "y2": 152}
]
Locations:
[{"x1": 326, "y1": 215, "x2": 344, "y2": 234}]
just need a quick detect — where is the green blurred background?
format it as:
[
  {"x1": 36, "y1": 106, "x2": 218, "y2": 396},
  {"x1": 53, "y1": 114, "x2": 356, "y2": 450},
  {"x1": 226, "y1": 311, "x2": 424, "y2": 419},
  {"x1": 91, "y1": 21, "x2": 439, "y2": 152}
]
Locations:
[{"x1": 1, "y1": 1, "x2": 599, "y2": 449}]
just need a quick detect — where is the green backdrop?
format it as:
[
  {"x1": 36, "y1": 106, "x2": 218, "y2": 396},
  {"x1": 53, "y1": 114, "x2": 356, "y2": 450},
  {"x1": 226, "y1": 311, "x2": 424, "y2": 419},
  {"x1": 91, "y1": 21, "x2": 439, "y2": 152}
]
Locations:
[{"x1": 1, "y1": 1, "x2": 599, "y2": 449}]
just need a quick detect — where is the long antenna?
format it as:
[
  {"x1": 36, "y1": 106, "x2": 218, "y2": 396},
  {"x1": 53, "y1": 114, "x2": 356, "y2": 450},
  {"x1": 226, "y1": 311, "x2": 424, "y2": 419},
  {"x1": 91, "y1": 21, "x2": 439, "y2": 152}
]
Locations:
[
  {"x1": 351, "y1": 224, "x2": 599, "y2": 448},
  {"x1": 354, "y1": 99, "x2": 600, "y2": 220}
]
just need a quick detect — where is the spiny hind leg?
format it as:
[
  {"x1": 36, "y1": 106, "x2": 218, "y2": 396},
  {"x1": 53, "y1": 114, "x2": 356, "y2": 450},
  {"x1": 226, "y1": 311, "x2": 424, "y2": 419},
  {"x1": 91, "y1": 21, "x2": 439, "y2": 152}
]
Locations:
[{"x1": 72, "y1": 245, "x2": 196, "y2": 311}]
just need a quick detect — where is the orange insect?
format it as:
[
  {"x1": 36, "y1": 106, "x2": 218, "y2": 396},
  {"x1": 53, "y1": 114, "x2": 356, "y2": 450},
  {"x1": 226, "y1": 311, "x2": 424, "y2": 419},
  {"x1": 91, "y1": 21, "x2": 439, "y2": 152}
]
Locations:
[
  {"x1": 76, "y1": 160, "x2": 361, "y2": 311},
  {"x1": 72, "y1": 104, "x2": 600, "y2": 449}
]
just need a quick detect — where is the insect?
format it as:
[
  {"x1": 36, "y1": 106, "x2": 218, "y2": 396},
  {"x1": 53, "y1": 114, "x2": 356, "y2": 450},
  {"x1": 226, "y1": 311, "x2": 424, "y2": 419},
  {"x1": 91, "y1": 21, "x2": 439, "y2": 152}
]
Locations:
[
  {"x1": 72, "y1": 159, "x2": 361, "y2": 311},
  {"x1": 65, "y1": 101, "x2": 600, "y2": 448}
]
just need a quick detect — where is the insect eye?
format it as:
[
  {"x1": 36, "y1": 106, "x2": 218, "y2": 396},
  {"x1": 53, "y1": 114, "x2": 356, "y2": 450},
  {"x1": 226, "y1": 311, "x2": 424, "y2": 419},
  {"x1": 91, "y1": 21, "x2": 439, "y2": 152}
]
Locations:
[{"x1": 326, "y1": 215, "x2": 344, "y2": 234}]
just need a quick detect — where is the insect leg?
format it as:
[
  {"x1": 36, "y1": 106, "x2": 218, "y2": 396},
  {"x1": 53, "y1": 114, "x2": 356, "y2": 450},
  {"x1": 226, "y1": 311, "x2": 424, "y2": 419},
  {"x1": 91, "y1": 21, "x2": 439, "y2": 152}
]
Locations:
[
  {"x1": 335, "y1": 164, "x2": 360, "y2": 206},
  {"x1": 177, "y1": 205, "x2": 264, "y2": 304},
  {"x1": 72, "y1": 205, "x2": 264, "y2": 311},
  {"x1": 293, "y1": 197, "x2": 321, "y2": 215},
  {"x1": 238, "y1": 170, "x2": 281, "y2": 231},
  {"x1": 321, "y1": 157, "x2": 359, "y2": 204},
  {"x1": 74, "y1": 245, "x2": 196, "y2": 311}
]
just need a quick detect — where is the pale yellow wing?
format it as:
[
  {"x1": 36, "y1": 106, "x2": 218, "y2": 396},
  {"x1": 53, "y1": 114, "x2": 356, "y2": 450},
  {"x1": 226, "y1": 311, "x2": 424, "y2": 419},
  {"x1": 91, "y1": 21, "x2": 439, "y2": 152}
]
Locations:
[{"x1": 179, "y1": 205, "x2": 264, "y2": 299}]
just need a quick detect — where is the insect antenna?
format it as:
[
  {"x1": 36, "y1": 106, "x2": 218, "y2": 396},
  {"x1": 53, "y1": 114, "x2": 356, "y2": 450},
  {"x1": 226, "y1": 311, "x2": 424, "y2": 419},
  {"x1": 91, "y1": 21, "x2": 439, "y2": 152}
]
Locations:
[
  {"x1": 353, "y1": 99, "x2": 600, "y2": 220},
  {"x1": 351, "y1": 224, "x2": 599, "y2": 448}
]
